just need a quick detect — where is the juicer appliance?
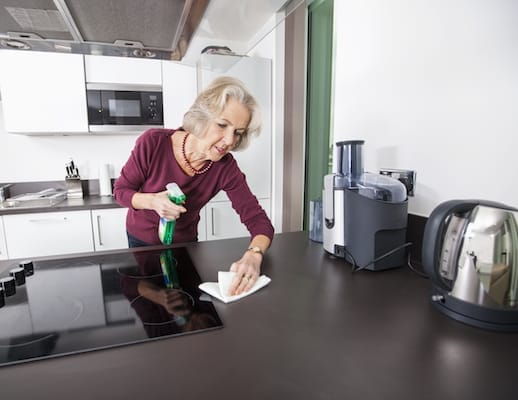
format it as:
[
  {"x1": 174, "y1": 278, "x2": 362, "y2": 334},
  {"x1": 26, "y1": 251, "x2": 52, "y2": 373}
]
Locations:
[
  {"x1": 322, "y1": 140, "x2": 408, "y2": 271},
  {"x1": 422, "y1": 199, "x2": 518, "y2": 331}
]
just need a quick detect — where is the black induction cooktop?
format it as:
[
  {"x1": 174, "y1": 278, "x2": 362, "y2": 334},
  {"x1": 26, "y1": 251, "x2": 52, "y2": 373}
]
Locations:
[{"x1": 0, "y1": 247, "x2": 223, "y2": 367}]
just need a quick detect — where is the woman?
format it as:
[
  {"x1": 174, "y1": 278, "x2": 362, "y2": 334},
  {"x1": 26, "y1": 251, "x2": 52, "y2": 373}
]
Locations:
[{"x1": 114, "y1": 76, "x2": 274, "y2": 296}]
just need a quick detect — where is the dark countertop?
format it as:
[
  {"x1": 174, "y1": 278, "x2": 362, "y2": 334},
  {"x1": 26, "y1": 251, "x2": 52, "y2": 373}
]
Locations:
[
  {"x1": 0, "y1": 195, "x2": 121, "y2": 215},
  {"x1": 0, "y1": 231, "x2": 517, "y2": 399}
]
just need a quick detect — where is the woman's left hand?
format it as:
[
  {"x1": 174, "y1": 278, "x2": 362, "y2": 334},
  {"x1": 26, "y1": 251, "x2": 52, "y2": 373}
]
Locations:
[{"x1": 227, "y1": 251, "x2": 262, "y2": 296}]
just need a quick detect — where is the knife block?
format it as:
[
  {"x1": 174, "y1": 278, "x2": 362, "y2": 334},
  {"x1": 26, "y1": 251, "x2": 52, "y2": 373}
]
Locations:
[{"x1": 65, "y1": 177, "x2": 83, "y2": 199}]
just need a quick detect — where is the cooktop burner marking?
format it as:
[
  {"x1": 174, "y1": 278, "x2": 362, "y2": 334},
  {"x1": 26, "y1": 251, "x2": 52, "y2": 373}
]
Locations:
[{"x1": 0, "y1": 334, "x2": 57, "y2": 348}]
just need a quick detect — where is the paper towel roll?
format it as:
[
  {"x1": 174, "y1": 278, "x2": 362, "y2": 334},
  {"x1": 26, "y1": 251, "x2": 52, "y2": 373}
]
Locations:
[{"x1": 99, "y1": 164, "x2": 112, "y2": 196}]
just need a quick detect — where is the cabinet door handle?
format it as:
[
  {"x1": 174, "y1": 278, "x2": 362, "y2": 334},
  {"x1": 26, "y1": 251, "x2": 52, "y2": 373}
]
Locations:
[
  {"x1": 28, "y1": 217, "x2": 68, "y2": 223},
  {"x1": 211, "y1": 208, "x2": 216, "y2": 237},
  {"x1": 96, "y1": 215, "x2": 103, "y2": 246}
]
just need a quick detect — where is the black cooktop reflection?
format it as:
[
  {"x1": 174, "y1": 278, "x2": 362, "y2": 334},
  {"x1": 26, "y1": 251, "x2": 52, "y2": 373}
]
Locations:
[{"x1": 0, "y1": 247, "x2": 223, "y2": 367}]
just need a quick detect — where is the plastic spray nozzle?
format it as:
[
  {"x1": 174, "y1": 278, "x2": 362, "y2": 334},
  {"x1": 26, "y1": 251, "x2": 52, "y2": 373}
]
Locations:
[{"x1": 166, "y1": 183, "x2": 186, "y2": 205}]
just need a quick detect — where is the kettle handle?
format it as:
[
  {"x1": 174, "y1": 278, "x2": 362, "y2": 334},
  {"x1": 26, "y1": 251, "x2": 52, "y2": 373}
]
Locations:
[{"x1": 422, "y1": 199, "x2": 515, "y2": 290}]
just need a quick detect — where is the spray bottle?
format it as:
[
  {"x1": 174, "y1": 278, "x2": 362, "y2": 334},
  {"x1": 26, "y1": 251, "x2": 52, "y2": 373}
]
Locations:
[{"x1": 158, "y1": 183, "x2": 186, "y2": 245}]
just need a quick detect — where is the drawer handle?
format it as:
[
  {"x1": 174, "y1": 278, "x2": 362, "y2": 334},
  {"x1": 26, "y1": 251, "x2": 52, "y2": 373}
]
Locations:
[
  {"x1": 28, "y1": 217, "x2": 68, "y2": 223},
  {"x1": 211, "y1": 208, "x2": 216, "y2": 237},
  {"x1": 96, "y1": 215, "x2": 103, "y2": 246}
]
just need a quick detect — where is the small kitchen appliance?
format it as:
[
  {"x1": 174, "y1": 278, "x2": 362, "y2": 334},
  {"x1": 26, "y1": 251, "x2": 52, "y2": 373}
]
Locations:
[
  {"x1": 86, "y1": 83, "x2": 163, "y2": 133},
  {"x1": 422, "y1": 199, "x2": 518, "y2": 331},
  {"x1": 322, "y1": 140, "x2": 408, "y2": 271}
]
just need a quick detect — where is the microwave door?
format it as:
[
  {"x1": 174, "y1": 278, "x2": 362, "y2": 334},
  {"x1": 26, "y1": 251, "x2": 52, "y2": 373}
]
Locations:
[
  {"x1": 101, "y1": 91, "x2": 144, "y2": 125},
  {"x1": 87, "y1": 90, "x2": 103, "y2": 125}
]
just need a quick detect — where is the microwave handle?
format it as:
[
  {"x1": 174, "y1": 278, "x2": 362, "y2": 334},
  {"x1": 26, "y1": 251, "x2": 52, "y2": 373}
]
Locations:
[{"x1": 86, "y1": 90, "x2": 103, "y2": 124}]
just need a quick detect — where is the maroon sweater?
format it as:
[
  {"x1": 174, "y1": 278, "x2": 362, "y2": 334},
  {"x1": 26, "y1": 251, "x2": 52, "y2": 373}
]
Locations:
[{"x1": 114, "y1": 128, "x2": 274, "y2": 245}]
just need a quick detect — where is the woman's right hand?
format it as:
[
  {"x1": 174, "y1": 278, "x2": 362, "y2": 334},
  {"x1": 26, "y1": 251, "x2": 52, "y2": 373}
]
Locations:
[{"x1": 151, "y1": 190, "x2": 187, "y2": 220}]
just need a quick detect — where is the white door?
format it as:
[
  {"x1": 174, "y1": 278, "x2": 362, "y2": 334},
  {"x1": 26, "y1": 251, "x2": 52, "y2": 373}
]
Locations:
[
  {"x1": 91, "y1": 208, "x2": 129, "y2": 251},
  {"x1": 0, "y1": 50, "x2": 88, "y2": 134},
  {"x1": 205, "y1": 199, "x2": 271, "y2": 241},
  {"x1": 85, "y1": 55, "x2": 162, "y2": 85},
  {"x1": 162, "y1": 61, "x2": 197, "y2": 128},
  {"x1": 3, "y1": 210, "x2": 94, "y2": 259}
]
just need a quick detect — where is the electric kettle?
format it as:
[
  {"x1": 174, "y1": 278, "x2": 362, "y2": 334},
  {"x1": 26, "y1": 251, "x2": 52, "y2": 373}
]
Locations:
[{"x1": 422, "y1": 199, "x2": 518, "y2": 331}]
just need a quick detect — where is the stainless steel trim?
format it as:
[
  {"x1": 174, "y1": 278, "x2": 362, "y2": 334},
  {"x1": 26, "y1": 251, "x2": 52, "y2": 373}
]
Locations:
[
  {"x1": 96, "y1": 215, "x2": 103, "y2": 246},
  {"x1": 53, "y1": 0, "x2": 83, "y2": 42},
  {"x1": 28, "y1": 217, "x2": 68, "y2": 223},
  {"x1": 172, "y1": 0, "x2": 193, "y2": 50},
  {"x1": 86, "y1": 83, "x2": 162, "y2": 91},
  {"x1": 211, "y1": 208, "x2": 216, "y2": 236},
  {"x1": 89, "y1": 125, "x2": 163, "y2": 134}
]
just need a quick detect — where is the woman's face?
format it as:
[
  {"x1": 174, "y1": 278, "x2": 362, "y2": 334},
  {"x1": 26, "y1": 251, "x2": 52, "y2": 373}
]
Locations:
[{"x1": 200, "y1": 98, "x2": 250, "y2": 161}]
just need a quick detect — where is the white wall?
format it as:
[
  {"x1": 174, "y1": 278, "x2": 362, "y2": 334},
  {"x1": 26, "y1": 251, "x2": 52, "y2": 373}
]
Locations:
[
  {"x1": 332, "y1": 0, "x2": 518, "y2": 216},
  {"x1": 247, "y1": 14, "x2": 285, "y2": 233},
  {"x1": 0, "y1": 103, "x2": 137, "y2": 183}
]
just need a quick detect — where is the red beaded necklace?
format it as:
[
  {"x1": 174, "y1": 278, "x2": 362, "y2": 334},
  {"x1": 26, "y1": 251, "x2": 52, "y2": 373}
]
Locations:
[{"x1": 181, "y1": 132, "x2": 213, "y2": 175}]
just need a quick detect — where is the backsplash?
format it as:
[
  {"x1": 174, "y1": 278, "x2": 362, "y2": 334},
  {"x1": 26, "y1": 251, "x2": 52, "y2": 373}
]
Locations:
[
  {"x1": 0, "y1": 105, "x2": 136, "y2": 183},
  {"x1": 0, "y1": 179, "x2": 112, "y2": 198}
]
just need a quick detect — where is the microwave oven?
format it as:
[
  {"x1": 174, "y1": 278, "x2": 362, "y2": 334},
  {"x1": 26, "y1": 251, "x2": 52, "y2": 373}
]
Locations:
[{"x1": 86, "y1": 83, "x2": 164, "y2": 133}]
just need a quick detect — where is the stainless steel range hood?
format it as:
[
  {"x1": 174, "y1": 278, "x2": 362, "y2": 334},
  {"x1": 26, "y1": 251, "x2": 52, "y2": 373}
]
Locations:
[{"x1": 0, "y1": 0, "x2": 209, "y2": 60}]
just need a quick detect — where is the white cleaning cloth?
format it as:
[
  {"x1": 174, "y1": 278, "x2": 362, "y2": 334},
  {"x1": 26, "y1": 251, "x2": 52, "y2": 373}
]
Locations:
[{"x1": 198, "y1": 271, "x2": 271, "y2": 303}]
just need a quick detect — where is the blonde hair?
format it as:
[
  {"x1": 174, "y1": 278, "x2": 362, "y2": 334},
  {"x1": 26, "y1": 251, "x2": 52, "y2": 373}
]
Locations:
[{"x1": 182, "y1": 76, "x2": 262, "y2": 151}]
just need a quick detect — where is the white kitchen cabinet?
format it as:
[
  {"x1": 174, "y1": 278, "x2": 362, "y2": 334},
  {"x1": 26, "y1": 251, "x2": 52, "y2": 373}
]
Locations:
[
  {"x1": 162, "y1": 61, "x2": 197, "y2": 128},
  {"x1": 0, "y1": 216, "x2": 8, "y2": 260},
  {"x1": 0, "y1": 50, "x2": 88, "y2": 134},
  {"x1": 203, "y1": 199, "x2": 271, "y2": 241},
  {"x1": 197, "y1": 206, "x2": 207, "y2": 242},
  {"x1": 91, "y1": 208, "x2": 129, "y2": 251},
  {"x1": 198, "y1": 55, "x2": 272, "y2": 201},
  {"x1": 85, "y1": 55, "x2": 162, "y2": 85},
  {"x1": 3, "y1": 210, "x2": 94, "y2": 259},
  {"x1": 194, "y1": 55, "x2": 272, "y2": 242}
]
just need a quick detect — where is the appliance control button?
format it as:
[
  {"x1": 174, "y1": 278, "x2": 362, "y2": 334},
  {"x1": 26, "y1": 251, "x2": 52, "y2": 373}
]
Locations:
[
  {"x1": 20, "y1": 261, "x2": 34, "y2": 276},
  {"x1": 0, "y1": 277, "x2": 16, "y2": 296},
  {"x1": 9, "y1": 267, "x2": 26, "y2": 286}
]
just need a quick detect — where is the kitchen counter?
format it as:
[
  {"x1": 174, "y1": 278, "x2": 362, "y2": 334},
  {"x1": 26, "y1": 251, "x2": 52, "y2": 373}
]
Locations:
[
  {"x1": 0, "y1": 194, "x2": 120, "y2": 215},
  {"x1": 0, "y1": 231, "x2": 517, "y2": 399}
]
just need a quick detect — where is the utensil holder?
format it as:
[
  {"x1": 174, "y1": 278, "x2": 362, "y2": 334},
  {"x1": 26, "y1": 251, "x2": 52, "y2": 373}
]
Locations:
[{"x1": 65, "y1": 177, "x2": 83, "y2": 199}]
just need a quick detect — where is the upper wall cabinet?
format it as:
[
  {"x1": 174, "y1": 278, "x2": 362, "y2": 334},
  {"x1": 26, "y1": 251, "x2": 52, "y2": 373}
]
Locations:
[
  {"x1": 0, "y1": 50, "x2": 88, "y2": 134},
  {"x1": 162, "y1": 61, "x2": 197, "y2": 129},
  {"x1": 85, "y1": 55, "x2": 162, "y2": 85}
]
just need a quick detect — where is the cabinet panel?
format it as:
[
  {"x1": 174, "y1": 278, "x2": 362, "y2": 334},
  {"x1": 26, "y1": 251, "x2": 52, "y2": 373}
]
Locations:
[
  {"x1": 0, "y1": 50, "x2": 88, "y2": 134},
  {"x1": 205, "y1": 199, "x2": 271, "y2": 241},
  {"x1": 92, "y1": 208, "x2": 129, "y2": 251},
  {"x1": 162, "y1": 61, "x2": 197, "y2": 128},
  {"x1": 197, "y1": 206, "x2": 207, "y2": 242},
  {"x1": 198, "y1": 55, "x2": 272, "y2": 200},
  {"x1": 85, "y1": 55, "x2": 162, "y2": 85},
  {"x1": 0, "y1": 216, "x2": 7, "y2": 260},
  {"x1": 3, "y1": 210, "x2": 94, "y2": 259}
]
